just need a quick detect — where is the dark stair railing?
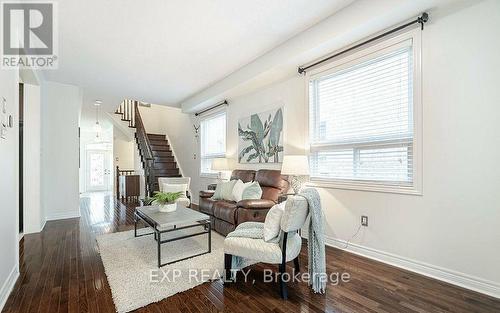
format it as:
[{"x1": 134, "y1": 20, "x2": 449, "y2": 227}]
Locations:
[
  {"x1": 133, "y1": 101, "x2": 156, "y2": 196},
  {"x1": 115, "y1": 100, "x2": 156, "y2": 196}
]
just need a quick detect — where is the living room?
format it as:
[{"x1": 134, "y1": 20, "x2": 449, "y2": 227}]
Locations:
[{"x1": 0, "y1": 0, "x2": 499, "y2": 312}]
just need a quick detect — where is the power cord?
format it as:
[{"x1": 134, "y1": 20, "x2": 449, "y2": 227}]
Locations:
[{"x1": 339, "y1": 223, "x2": 363, "y2": 250}]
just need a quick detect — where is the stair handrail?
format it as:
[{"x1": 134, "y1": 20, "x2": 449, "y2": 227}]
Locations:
[{"x1": 133, "y1": 101, "x2": 156, "y2": 196}]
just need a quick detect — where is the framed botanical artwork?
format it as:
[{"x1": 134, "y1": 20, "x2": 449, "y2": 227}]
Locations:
[{"x1": 238, "y1": 107, "x2": 283, "y2": 163}]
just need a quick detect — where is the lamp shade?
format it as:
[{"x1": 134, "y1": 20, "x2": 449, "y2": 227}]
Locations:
[
  {"x1": 281, "y1": 155, "x2": 310, "y2": 176},
  {"x1": 211, "y1": 158, "x2": 230, "y2": 171}
]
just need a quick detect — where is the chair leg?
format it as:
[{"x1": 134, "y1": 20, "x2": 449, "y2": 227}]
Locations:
[
  {"x1": 279, "y1": 263, "x2": 288, "y2": 300},
  {"x1": 293, "y1": 257, "x2": 300, "y2": 273},
  {"x1": 279, "y1": 231, "x2": 289, "y2": 300},
  {"x1": 224, "y1": 253, "x2": 232, "y2": 283}
]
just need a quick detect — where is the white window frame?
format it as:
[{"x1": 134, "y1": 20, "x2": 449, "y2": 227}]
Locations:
[
  {"x1": 305, "y1": 29, "x2": 423, "y2": 195},
  {"x1": 199, "y1": 110, "x2": 227, "y2": 178}
]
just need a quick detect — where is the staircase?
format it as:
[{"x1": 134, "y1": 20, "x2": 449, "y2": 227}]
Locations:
[
  {"x1": 115, "y1": 100, "x2": 181, "y2": 196},
  {"x1": 148, "y1": 133, "x2": 181, "y2": 181}
]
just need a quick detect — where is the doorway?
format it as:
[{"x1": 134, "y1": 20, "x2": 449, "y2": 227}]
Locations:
[{"x1": 85, "y1": 149, "x2": 112, "y2": 192}]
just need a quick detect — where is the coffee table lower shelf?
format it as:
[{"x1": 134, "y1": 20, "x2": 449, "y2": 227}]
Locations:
[{"x1": 134, "y1": 209, "x2": 212, "y2": 268}]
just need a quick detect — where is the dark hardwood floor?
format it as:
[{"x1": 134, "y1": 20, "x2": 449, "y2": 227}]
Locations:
[{"x1": 3, "y1": 192, "x2": 500, "y2": 313}]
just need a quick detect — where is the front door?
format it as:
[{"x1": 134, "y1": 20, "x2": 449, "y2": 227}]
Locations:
[{"x1": 86, "y1": 150, "x2": 112, "y2": 191}]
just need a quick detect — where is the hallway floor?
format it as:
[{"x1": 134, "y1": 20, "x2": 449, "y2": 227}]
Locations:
[{"x1": 3, "y1": 192, "x2": 500, "y2": 313}]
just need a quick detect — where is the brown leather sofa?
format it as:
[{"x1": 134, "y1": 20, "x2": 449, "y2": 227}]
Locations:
[{"x1": 199, "y1": 169, "x2": 289, "y2": 236}]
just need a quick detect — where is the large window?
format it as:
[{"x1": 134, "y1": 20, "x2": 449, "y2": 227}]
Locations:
[
  {"x1": 308, "y1": 32, "x2": 421, "y2": 194},
  {"x1": 200, "y1": 111, "x2": 226, "y2": 176}
]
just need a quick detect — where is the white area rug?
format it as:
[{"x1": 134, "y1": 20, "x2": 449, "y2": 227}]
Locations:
[{"x1": 96, "y1": 227, "x2": 225, "y2": 313}]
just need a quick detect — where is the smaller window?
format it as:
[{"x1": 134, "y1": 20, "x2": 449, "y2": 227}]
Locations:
[{"x1": 200, "y1": 112, "x2": 226, "y2": 176}]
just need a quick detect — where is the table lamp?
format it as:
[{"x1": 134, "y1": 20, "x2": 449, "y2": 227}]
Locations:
[
  {"x1": 281, "y1": 155, "x2": 310, "y2": 194},
  {"x1": 211, "y1": 157, "x2": 230, "y2": 182}
]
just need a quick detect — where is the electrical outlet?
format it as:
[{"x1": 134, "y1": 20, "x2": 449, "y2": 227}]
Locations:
[{"x1": 361, "y1": 215, "x2": 368, "y2": 227}]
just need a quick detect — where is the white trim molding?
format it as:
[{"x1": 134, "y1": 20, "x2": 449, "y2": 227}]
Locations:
[
  {"x1": 40, "y1": 218, "x2": 47, "y2": 232},
  {"x1": 45, "y1": 211, "x2": 81, "y2": 221},
  {"x1": 312, "y1": 231, "x2": 500, "y2": 299},
  {"x1": 0, "y1": 265, "x2": 19, "y2": 311}
]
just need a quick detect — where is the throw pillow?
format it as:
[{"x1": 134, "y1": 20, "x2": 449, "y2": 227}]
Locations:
[
  {"x1": 212, "y1": 183, "x2": 223, "y2": 200},
  {"x1": 220, "y1": 180, "x2": 236, "y2": 201},
  {"x1": 161, "y1": 183, "x2": 187, "y2": 195},
  {"x1": 232, "y1": 180, "x2": 253, "y2": 202},
  {"x1": 241, "y1": 181, "x2": 262, "y2": 200},
  {"x1": 263, "y1": 201, "x2": 286, "y2": 242}
]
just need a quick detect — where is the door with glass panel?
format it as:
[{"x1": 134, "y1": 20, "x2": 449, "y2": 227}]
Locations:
[{"x1": 86, "y1": 150, "x2": 112, "y2": 191}]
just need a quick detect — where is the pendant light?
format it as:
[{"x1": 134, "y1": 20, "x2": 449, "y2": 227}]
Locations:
[{"x1": 94, "y1": 100, "x2": 102, "y2": 137}]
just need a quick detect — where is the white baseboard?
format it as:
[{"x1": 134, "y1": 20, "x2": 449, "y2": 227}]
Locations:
[
  {"x1": 328, "y1": 236, "x2": 500, "y2": 298},
  {"x1": 40, "y1": 218, "x2": 47, "y2": 232},
  {"x1": 0, "y1": 265, "x2": 19, "y2": 312},
  {"x1": 24, "y1": 219, "x2": 47, "y2": 235},
  {"x1": 45, "y1": 211, "x2": 81, "y2": 221},
  {"x1": 301, "y1": 230, "x2": 500, "y2": 299}
]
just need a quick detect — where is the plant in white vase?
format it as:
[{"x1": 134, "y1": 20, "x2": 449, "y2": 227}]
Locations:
[{"x1": 150, "y1": 191, "x2": 183, "y2": 212}]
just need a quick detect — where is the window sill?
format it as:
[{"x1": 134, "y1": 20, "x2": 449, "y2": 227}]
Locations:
[
  {"x1": 307, "y1": 179, "x2": 422, "y2": 196},
  {"x1": 200, "y1": 173, "x2": 218, "y2": 179}
]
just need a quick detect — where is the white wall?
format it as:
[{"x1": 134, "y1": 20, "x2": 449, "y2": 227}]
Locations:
[
  {"x1": 0, "y1": 69, "x2": 19, "y2": 310},
  {"x1": 113, "y1": 127, "x2": 134, "y2": 170},
  {"x1": 188, "y1": 0, "x2": 500, "y2": 297},
  {"x1": 191, "y1": 78, "x2": 307, "y2": 201},
  {"x1": 138, "y1": 104, "x2": 199, "y2": 197},
  {"x1": 41, "y1": 82, "x2": 82, "y2": 220},
  {"x1": 23, "y1": 84, "x2": 43, "y2": 233}
]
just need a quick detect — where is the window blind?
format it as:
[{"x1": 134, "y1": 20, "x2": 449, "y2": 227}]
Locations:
[
  {"x1": 200, "y1": 112, "x2": 226, "y2": 174},
  {"x1": 309, "y1": 41, "x2": 414, "y2": 186}
]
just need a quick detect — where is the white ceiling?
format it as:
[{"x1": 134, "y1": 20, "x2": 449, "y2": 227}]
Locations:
[
  {"x1": 180, "y1": 0, "x2": 476, "y2": 113},
  {"x1": 43, "y1": 0, "x2": 354, "y2": 114}
]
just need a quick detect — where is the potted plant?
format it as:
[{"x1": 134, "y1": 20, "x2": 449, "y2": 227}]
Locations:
[{"x1": 148, "y1": 191, "x2": 183, "y2": 212}]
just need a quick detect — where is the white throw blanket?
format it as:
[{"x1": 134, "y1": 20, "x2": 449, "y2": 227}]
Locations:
[{"x1": 298, "y1": 188, "x2": 326, "y2": 294}]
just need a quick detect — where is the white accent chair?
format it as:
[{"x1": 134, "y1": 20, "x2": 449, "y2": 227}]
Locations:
[
  {"x1": 158, "y1": 177, "x2": 191, "y2": 207},
  {"x1": 224, "y1": 195, "x2": 309, "y2": 299}
]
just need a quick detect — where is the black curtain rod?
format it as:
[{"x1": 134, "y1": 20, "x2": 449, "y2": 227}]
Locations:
[
  {"x1": 194, "y1": 100, "x2": 228, "y2": 116},
  {"x1": 298, "y1": 12, "x2": 429, "y2": 75}
]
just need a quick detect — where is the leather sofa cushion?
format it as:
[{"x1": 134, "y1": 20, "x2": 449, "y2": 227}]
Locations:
[
  {"x1": 255, "y1": 169, "x2": 289, "y2": 201},
  {"x1": 213, "y1": 201, "x2": 238, "y2": 224},
  {"x1": 199, "y1": 197, "x2": 216, "y2": 215},
  {"x1": 236, "y1": 207, "x2": 270, "y2": 225},
  {"x1": 214, "y1": 219, "x2": 236, "y2": 236},
  {"x1": 231, "y1": 170, "x2": 256, "y2": 183},
  {"x1": 261, "y1": 187, "x2": 282, "y2": 203},
  {"x1": 199, "y1": 190, "x2": 215, "y2": 198},
  {"x1": 237, "y1": 199, "x2": 275, "y2": 209}
]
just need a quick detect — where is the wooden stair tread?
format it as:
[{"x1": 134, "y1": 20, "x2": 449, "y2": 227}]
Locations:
[
  {"x1": 155, "y1": 174, "x2": 180, "y2": 178},
  {"x1": 155, "y1": 168, "x2": 179, "y2": 173},
  {"x1": 147, "y1": 134, "x2": 166, "y2": 138},
  {"x1": 154, "y1": 164, "x2": 177, "y2": 169},
  {"x1": 151, "y1": 146, "x2": 171, "y2": 152},
  {"x1": 152, "y1": 151, "x2": 172, "y2": 155},
  {"x1": 149, "y1": 140, "x2": 169, "y2": 145},
  {"x1": 154, "y1": 158, "x2": 175, "y2": 163}
]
